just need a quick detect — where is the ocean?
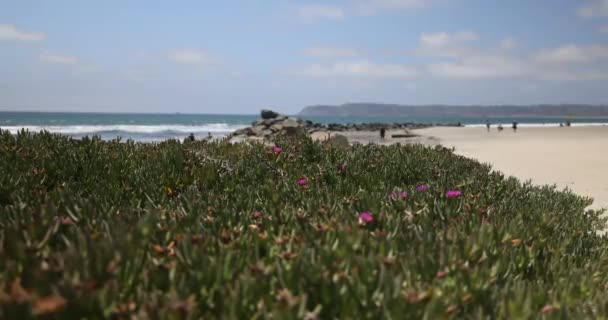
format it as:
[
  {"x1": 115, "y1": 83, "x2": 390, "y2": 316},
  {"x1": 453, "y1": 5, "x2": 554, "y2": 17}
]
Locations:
[{"x1": 1, "y1": 111, "x2": 608, "y2": 142}]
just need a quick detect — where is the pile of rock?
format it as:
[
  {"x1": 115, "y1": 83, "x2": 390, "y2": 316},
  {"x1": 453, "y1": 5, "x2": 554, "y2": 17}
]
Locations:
[
  {"x1": 231, "y1": 110, "x2": 314, "y2": 140},
  {"x1": 229, "y1": 109, "x2": 461, "y2": 142}
]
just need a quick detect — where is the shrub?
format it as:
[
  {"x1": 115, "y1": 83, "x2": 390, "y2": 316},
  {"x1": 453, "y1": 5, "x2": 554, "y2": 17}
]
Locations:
[{"x1": 0, "y1": 130, "x2": 606, "y2": 319}]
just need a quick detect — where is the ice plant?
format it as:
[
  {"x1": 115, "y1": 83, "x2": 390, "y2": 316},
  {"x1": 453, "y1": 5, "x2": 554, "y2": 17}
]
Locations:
[
  {"x1": 297, "y1": 178, "x2": 308, "y2": 186},
  {"x1": 446, "y1": 190, "x2": 462, "y2": 198},
  {"x1": 337, "y1": 164, "x2": 346, "y2": 173},
  {"x1": 359, "y1": 212, "x2": 374, "y2": 224},
  {"x1": 400, "y1": 191, "x2": 408, "y2": 199},
  {"x1": 417, "y1": 184, "x2": 428, "y2": 192},
  {"x1": 273, "y1": 146, "x2": 282, "y2": 153}
]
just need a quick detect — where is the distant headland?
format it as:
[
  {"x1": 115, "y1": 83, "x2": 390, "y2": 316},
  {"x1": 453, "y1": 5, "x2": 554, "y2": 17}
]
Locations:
[{"x1": 299, "y1": 103, "x2": 608, "y2": 118}]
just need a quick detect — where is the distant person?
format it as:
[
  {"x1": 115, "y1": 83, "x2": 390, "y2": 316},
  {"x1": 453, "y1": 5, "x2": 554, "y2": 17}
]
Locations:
[
  {"x1": 512, "y1": 122, "x2": 518, "y2": 132},
  {"x1": 497, "y1": 124, "x2": 503, "y2": 132},
  {"x1": 566, "y1": 121, "x2": 571, "y2": 127},
  {"x1": 486, "y1": 121, "x2": 491, "y2": 132},
  {"x1": 207, "y1": 132, "x2": 213, "y2": 140},
  {"x1": 187, "y1": 133, "x2": 195, "y2": 141},
  {"x1": 380, "y1": 127, "x2": 386, "y2": 140},
  {"x1": 560, "y1": 123, "x2": 564, "y2": 127}
]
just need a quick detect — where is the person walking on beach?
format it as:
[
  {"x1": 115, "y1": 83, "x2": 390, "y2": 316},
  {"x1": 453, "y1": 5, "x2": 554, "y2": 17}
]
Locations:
[
  {"x1": 380, "y1": 127, "x2": 386, "y2": 141},
  {"x1": 497, "y1": 124, "x2": 503, "y2": 132},
  {"x1": 512, "y1": 122, "x2": 518, "y2": 132},
  {"x1": 486, "y1": 121, "x2": 490, "y2": 132}
]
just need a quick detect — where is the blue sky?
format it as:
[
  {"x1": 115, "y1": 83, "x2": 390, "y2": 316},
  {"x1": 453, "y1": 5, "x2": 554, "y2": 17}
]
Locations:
[{"x1": 1, "y1": 0, "x2": 608, "y2": 114}]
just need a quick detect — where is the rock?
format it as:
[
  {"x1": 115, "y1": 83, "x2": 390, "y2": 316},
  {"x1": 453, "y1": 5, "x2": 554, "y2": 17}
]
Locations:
[
  {"x1": 279, "y1": 119, "x2": 299, "y2": 134},
  {"x1": 391, "y1": 134, "x2": 417, "y2": 138},
  {"x1": 325, "y1": 134, "x2": 350, "y2": 149},
  {"x1": 282, "y1": 118, "x2": 300, "y2": 127},
  {"x1": 251, "y1": 125, "x2": 266, "y2": 136},
  {"x1": 270, "y1": 124, "x2": 283, "y2": 132},
  {"x1": 261, "y1": 109, "x2": 280, "y2": 119},
  {"x1": 285, "y1": 126, "x2": 305, "y2": 136}
]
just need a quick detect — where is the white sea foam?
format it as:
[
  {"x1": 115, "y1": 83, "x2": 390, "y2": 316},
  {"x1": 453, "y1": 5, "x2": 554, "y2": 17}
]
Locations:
[{"x1": 0, "y1": 124, "x2": 248, "y2": 135}]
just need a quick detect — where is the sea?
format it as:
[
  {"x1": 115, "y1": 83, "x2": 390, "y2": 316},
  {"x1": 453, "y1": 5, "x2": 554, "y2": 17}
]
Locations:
[{"x1": 1, "y1": 111, "x2": 608, "y2": 142}]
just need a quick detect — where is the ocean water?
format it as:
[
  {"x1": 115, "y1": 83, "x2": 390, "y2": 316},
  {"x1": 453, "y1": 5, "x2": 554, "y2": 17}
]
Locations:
[{"x1": 1, "y1": 111, "x2": 608, "y2": 142}]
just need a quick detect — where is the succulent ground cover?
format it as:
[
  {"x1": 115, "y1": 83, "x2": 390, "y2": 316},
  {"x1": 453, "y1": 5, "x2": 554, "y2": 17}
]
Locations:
[{"x1": 0, "y1": 130, "x2": 607, "y2": 319}]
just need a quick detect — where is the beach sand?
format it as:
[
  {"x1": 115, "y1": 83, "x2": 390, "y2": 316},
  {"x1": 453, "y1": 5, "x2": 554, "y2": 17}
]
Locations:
[
  {"x1": 311, "y1": 129, "x2": 440, "y2": 146},
  {"x1": 413, "y1": 126, "x2": 608, "y2": 211}
]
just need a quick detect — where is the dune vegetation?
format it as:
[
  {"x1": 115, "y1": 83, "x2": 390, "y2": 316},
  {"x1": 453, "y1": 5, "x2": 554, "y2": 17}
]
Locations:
[{"x1": 0, "y1": 130, "x2": 607, "y2": 319}]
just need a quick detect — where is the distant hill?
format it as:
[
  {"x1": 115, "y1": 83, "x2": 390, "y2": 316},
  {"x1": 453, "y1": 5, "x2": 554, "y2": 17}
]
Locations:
[{"x1": 299, "y1": 103, "x2": 608, "y2": 118}]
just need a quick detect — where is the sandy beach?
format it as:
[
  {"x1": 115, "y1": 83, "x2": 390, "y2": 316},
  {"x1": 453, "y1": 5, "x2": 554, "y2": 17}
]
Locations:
[{"x1": 413, "y1": 126, "x2": 608, "y2": 211}]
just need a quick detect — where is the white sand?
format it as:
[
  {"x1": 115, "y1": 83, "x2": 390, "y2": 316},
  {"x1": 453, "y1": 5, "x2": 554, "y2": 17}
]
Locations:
[{"x1": 414, "y1": 126, "x2": 608, "y2": 211}]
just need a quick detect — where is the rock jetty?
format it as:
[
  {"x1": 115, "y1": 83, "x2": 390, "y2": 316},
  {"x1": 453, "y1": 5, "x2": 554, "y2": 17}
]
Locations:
[{"x1": 230, "y1": 109, "x2": 461, "y2": 142}]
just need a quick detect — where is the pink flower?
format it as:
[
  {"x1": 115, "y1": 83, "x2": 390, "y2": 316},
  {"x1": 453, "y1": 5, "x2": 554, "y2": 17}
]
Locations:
[
  {"x1": 337, "y1": 164, "x2": 346, "y2": 173},
  {"x1": 251, "y1": 211, "x2": 263, "y2": 219},
  {"x1": 359, "y1": 212, "x2": 374, "y2": 223},
  {"x1": 416, "y1": 184, "x2": 428, "y2": 192},
  {"x1": 388, "y1": 191, "x2": 408, "y2": 199},
  {"x1": 273, "y1": 146, "x2": 282, "y2": 153},
  {"x1": 446, "y1": 190, "x2": 462, "y2": 198},
  {"x1": 297, "y1": 178, "x2": 308, "y2": 186}
]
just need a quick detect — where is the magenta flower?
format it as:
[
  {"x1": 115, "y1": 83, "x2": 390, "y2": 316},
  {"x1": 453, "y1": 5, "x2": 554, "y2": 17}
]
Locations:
[
  {"x1": 273, "y1": 146, "x2": 282, "y2": 153},
  {"x1": 400, "y1": 191, "x2": 408, "y2": 198},
  {"x1": 359, "y1": 212, "x2": 374, "y2": 223},
  {"x1": 416, "y1": 184, "x2": 428, "y2": 192},
  {"x1": 297, "y1": 178, "x2": 308, "y2": 186},
  {"x1": 446, "y1": 190, "x2": 462, "y2": 198}
]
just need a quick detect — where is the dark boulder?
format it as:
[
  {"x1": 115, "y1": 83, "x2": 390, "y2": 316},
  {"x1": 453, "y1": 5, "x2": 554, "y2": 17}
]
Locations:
[{"x1": 261, "y1": 109, "x2": 280, "y2": 119}]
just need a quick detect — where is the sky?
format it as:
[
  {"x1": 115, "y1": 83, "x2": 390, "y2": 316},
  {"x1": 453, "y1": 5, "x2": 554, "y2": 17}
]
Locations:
[{"x1": 1, "y1": 0, "x2": 608, "y2": 114}]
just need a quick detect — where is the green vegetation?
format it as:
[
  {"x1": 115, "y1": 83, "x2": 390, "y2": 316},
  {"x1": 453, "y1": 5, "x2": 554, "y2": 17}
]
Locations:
[{"x1": 0, "y1": 130, "x2": 607, "y2": 319}]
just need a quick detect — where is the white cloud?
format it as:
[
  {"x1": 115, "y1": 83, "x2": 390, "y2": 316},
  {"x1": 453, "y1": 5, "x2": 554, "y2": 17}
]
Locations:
[
  {"x1": 500, "y1": 37, "x2": 517, "y2": 50},
  {"x1": 537, "y1": 69, "x2": 608, "y2": 81},
  {"x1": 533, "y1": 45, "x2": 589, "y2": 64},
  {"x1": 429, "y1": 55, "x2": 528, "y2": 79},
  {"x1": 354, "y1": 0, "x2": 425, "y2": 14},
  {"x1": 420, "y1": 31, "x2": 478, "y2": 47},
  {"x1": 418, "y1": 31, "x2": 479, "y2": 57},
  {"x1": 39, "y1": 51, "x2": 106, "y2": 77},
  {"x1": 578, "y1": 0, "x2": 608, "y2": 17},
  {"x1": 168, "y1": 49, "x2": 213, "y2": 65},
  {"x1": 533, "y1": 44, "x2": 608, "y2": 64},
  {"x1": 298, "y1": 0, "x2": 431, "y2": 21},
  {"x1": 40, "y1": 53, "x2": 79, "y2": 65},
  {"x1": 291, "y1": 60, "x2": 419, "y2": 78},
  {"x1": 298, "y1": 5, "x2": 345, "y2": 22},
  {"x1": 417, "y1": 31, "x2": 608, "y2": 81},
  {"x1": 305, "y1": 47, "x2": 360, "y2": 58},
  {"x1": 0, "y1": 24, "x2": 46, "y2": 42}
]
